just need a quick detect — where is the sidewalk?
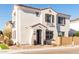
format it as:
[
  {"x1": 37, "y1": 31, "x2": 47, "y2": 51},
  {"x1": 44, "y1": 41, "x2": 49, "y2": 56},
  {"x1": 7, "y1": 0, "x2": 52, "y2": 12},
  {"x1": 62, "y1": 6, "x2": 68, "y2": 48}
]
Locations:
[{"x1": 0, "y1": 45, "x2": 79, "y2": 54}]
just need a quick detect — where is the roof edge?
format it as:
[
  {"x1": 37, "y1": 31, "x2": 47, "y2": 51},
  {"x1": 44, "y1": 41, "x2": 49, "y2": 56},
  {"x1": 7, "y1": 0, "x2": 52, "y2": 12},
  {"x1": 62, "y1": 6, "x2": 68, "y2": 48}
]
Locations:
[
  {"x1": 15, "y1": 4, "x2": 70, "y2": 16},
  {"x1": 58, "y1": 12, "x2": 71, "y2": 17}
]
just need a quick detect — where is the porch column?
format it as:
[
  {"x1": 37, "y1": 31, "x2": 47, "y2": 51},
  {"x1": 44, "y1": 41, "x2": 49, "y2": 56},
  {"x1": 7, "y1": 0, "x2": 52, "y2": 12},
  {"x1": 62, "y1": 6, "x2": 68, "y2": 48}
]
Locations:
[{"x1": 41, "y1": 30, "x2": 44, "y2": 45}]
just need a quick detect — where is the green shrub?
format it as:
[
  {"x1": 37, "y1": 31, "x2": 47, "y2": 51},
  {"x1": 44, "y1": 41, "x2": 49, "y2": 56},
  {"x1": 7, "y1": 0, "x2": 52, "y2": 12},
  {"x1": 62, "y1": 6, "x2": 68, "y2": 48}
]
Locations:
[
  {"x1": 74, "y1": 31, "x2": 79, "y2": 37},
  {"x1": 0, "y1": 44, "x2": 9, "y2": 49}
]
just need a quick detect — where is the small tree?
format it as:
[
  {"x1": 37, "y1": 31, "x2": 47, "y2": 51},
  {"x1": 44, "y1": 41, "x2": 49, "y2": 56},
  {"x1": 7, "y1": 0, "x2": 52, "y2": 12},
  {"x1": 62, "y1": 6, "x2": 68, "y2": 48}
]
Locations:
[
  {"x1": 3, "y1": 26, "x2": 12, "y2": 39},
  {"x1": 74, "y1": 31, "x2": 79, "y2": 37}
]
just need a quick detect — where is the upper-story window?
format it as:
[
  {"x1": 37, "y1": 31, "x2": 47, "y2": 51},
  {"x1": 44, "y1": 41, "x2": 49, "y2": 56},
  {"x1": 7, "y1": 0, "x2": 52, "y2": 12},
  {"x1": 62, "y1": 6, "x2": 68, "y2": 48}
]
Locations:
[
  {"x1": 52, "y1": 15, "x2": 54, "y2": 23},
  {"x1": 45, "y1": 14, "x2": 51, "y2": 23},
  {"x1": 58, "y1": 17, "x2": 65, "y2": 25},
  {"x1": 45, "y1": 14, "x2": 54, "y2": 23},
  {"x1": 35, "y1": 12, "x2": 40, "y2": 17}
]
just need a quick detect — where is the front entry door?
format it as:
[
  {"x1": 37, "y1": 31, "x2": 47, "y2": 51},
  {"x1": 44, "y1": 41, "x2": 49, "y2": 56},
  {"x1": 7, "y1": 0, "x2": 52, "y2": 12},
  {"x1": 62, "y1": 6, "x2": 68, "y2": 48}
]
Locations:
[{"x1": 36, "y1": 29, "x2": 42, "y2": 45}]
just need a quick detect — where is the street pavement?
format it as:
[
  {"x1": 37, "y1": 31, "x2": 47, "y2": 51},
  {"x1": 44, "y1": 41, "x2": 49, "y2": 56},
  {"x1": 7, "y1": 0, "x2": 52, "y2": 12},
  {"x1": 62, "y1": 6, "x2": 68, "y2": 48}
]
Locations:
[
  {"x1": 19, "y1": 47, "x2": 79, "y2": 54},
  {"x1": 1, "y1": 45, "x2": 79, "y2": 54}
]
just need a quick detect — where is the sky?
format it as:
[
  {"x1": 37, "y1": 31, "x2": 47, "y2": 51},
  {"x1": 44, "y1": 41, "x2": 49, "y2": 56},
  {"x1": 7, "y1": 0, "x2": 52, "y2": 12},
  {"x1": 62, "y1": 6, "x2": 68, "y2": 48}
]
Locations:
[{"x1": 0, "y1": 4, "x2": 79, "y2": 30}]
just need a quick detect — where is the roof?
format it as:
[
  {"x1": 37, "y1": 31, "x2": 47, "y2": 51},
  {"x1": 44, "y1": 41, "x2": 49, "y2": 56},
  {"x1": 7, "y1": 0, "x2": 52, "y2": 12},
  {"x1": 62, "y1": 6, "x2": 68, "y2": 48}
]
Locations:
[
  {"x1": 16, "y1": 4, "x2": 49, "y2": 11},
  {"x1": 58, "y1": 12, "x2": 71, "y2": 17},
  {"x1": 16, "y1": 4, "x2": 70, "y2": 17},
  {"x1": 70, "y1": 18, "x2": 79, "y2": 22},
  {"x1": 31, "y1": 23, "x2": 47, "y2": 28}
]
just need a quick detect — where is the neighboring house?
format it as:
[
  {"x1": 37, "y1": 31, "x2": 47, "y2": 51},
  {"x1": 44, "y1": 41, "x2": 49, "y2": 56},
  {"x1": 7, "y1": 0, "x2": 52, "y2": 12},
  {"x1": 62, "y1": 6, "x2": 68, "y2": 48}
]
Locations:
[
  {"x1": 12, "y1": 5, "x2": 70, "y2": 45},
  {"x1": 69, "y1": 18, "x2": 79, "y2": 36}
]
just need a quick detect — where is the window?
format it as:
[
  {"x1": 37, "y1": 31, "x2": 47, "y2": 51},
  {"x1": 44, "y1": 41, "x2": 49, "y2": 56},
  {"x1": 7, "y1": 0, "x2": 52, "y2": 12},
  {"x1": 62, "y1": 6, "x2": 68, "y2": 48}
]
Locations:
[
  {"x1": 58, "y1": 31, "x2": 65, "y2": 37},
  {"x1": 50, "y1": 31, "x2": 53, "y2": 39},
  {"x1": 46, "y1": 30, "x2": 53, "y2": 40},
  {"x1": 52, "y1": 15, "x2": 54, "y2": 23},
  {"x1": 58, "y1": 17, "x2": 65, "y2": 25},
  {"x1": 45, "y1": 14, "x2": 51, "y2": 23},
  {"x1": 35, "y1": 12, "x2": 39, "y2": 17}
]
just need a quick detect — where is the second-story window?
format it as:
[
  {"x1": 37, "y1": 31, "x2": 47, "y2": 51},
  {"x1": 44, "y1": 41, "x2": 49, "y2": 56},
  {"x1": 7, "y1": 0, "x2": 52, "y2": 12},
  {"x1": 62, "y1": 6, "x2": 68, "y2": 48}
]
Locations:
[
  {"x1": 45, "y1": 14, "x2": 51, "y2": 23},
  {"x1": 58, "y1": 17, "x2": 65, "y2": 25},
  {"x1": 52, "y1": 15, "x2": 54, "y2": 23}
]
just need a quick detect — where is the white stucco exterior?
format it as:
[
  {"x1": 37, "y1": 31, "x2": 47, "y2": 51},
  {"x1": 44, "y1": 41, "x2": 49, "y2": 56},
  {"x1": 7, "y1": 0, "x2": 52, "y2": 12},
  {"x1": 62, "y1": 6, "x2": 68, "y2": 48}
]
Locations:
[
  {"x1": 70, "y1": 20, "x2": 79, "y2": 31},
  {"x1": 69, "y1": 19, "x2": 79, "y2": 36},
  {"x1": 12, "y1": 5, "x2": 70, "y2": 45}
]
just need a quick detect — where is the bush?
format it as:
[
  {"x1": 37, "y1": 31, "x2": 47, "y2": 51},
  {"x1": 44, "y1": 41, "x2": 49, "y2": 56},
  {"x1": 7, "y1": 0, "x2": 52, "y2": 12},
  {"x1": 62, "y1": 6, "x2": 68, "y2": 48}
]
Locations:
[
  {"x1": 74, "y1": 31, "x2": 79, "y2": 37},
  {"x1": 4, "y1": 39, "x2": 13, "y2": 46},
  {"x1": 0, "y1": 44, "x2": 9, "y2": 49},
  {"x1": 3, "y1": 36, "x2": 13, "y2": 46}
]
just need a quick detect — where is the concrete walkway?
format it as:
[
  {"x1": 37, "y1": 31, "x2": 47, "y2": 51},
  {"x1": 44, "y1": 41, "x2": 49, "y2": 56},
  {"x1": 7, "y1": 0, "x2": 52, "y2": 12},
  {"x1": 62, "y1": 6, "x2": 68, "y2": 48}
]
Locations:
[{"x1": 0, "y1": 45, "x2": 79, "y2": 54}]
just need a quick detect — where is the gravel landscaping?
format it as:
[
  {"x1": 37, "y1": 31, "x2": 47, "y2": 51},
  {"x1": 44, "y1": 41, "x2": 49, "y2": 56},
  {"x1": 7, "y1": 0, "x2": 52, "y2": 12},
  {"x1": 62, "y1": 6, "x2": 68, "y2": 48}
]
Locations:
[{"x1": 9, "y1": 45, "x2": 56, "y2": 50}]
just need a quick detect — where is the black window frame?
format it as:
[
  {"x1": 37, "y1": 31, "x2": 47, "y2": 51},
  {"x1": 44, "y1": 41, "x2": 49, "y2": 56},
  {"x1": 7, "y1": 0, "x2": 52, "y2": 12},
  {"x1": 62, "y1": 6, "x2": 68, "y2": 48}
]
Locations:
[
  {"x1": 45, "y1": 14, "x2": 51, "y2": 23},
  {"x1": 58, "y1": 17, "x2": 66, "y2": 25},
  {"x1": 46, "y1": 30, "x2": 53, "y2": 40},
  {"x1": 52, "y1": 15, "x2": 54, "y2": 23}
]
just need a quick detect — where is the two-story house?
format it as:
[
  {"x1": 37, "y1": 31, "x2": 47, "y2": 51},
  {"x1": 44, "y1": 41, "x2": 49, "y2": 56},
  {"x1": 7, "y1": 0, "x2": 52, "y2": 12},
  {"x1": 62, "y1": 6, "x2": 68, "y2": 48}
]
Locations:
[{"x1": 12, "y1": 5, "x2": 70, "y2": 45}]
